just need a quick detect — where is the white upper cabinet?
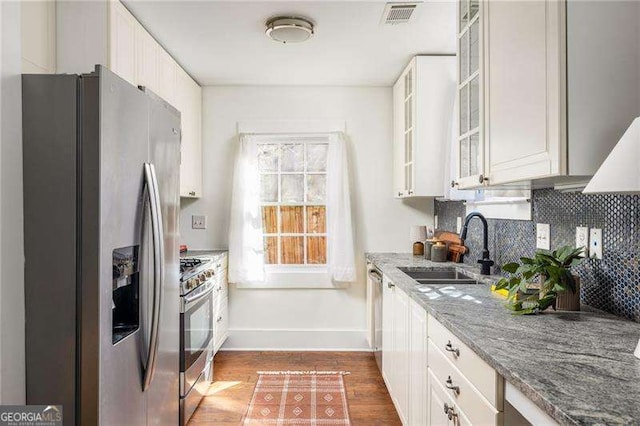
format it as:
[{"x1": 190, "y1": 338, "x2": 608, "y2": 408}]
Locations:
[
  {"x1": 457, "y1": 0, "x2": 640, "y2": 189},
  {"x1": 176, "y1": 69, "x2": 203, "y2": 198},
  {"x1": 157, "y1": 49, "x2": 178, "y2": 106},
  {"x1": 109, "y1": 1, "x2": 136, "y2": 85},
  {"x1": 456, "y1": 0, "x2": 484, "y2": 189},
  {"x1": 21, "y1": 1, "x2": 56, "y2": 74},
  {"x1": 57, "y1": 0, "x2": 204, "y2": 199},
  {"x1": 393, "y1": 56, "x2": 456, "y2": 198},
  {"x1": 135, "y1": 25, "x2": 159, "y2": 93}
]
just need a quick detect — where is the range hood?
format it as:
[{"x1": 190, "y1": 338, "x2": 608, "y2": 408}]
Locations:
[{"x1": 583, "y1": 117, "x2": 640, "y2": 194}]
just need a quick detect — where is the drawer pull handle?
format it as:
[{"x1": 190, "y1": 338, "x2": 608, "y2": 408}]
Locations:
[
  {"x1": 445, "y1": 341, "x2": 460, "y2": 357},
  {"x1": 445, "y1": 376, "x2": 460, "y2": 395},
  {"x1": 443, "y1": 403, "x2": 458, "y2": 421}
]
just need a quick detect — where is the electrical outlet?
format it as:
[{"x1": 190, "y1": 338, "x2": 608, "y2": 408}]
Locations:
[
  {"x1": 536, "y1": 223, "x2": 550, "y2": 250},
  {"x1": 192, "y1": 215, "x2": 207, "y2": 230},
  {"x1": 589, "y1": 228, "x2": 603, "y2": 259},
  {"x1": 456, "y1": 217, "x2": 462, "y2": 234},
  {"x1": 576, "y1": 227, "x2": 589, "y2": 256}
]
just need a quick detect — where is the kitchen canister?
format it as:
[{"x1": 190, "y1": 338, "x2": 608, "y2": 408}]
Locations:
[
  {"x1": 431, "y1": 242, "x2": 448, "y2": 262},
  {"x1": 424, "y1": 239, "x2": 437, "y2": 260},
  {"x1": 410, "y1": 225, "x2": 427, "y2": 256}
]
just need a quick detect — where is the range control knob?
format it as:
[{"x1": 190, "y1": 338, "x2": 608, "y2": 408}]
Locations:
[{"x1": 205, "y1": 270, "x2": 213, "y2": 278}]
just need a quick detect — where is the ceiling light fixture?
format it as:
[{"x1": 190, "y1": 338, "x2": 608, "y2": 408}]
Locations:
[{"x1": 265, "y1": 16, "x2": 314, "y2": 44}]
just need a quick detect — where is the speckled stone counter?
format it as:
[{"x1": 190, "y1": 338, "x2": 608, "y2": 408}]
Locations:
[{"x1": 366, "y1": 253, "x2": 640, "y2": 426}]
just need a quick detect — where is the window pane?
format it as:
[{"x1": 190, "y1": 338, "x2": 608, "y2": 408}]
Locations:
[
  {"x1": 281, "y1": 237, "x2": 304, "y2": 264},
  {"x1": 459, "y1": 31, "x2": 469, "y2": 82},
  {"x1": 459, "y1": 86, "x2": 468, "y2": 135},
  {"x1": 258, "y1": 144, "x2": 278, "y2": 172},
  {"x1": 264, "y1": 236, "x2": 278, "y2": 264},
  {"x1": 307, "y1": 237, "x2": 327, "y2": 265},
  {"x1": 260, "y1": 174, "x2": 278, "y2": 202},
  {"x1": 306, "y1": 175, "x2": 326, "y2": 203},
  {"x1": 280, "y1": 206, "x2": 304, "y2": 233},
  {"x1": 470, "y1": 134, "x2": 480, "y2": 176},
  {"x1": 470, "y1": 19, "x2": 479, "y2": 75},
  {"x1": 306, "y1": 144, "x2": 328, "y2": 172},
  {"x1": 281, "y1": 144, "x2": 304, "y2": 172},
  {"x1": 281, "y1": 174, "x2": 304, "y2": 202},
  {"x1": 460, "y1": 137, "x2": 470, "y2": 178},
  {"x1": 470, "y1": 0, "x2": 479, "y2": 20},
  {"x1": 470, "y1": 75, "x2": 479, "y2": 130},
  {"x1": 262, "y1": 206, "x2": 278, "y2": 234},
  {"x1": 306, "y1": 206, "x2": 326, "y2": 234},
  {"x1": 460, "y1": 0, "x2": 468, "y2": 30}
]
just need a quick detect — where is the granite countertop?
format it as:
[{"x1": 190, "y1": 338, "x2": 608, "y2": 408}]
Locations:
[
  {"x1": 366, "y1": 253, "x2": 640, "y2": 426},
  {"x1": 180, "y1": 249, "x2": 228, "y2": 259}
]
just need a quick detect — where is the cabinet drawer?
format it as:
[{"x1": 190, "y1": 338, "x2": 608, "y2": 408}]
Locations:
[
  {"x1": 427, "y1": 369, "x2": 473, "y2": 426},
  {"x1": 429, "y1": 339, "x2": 502, "y2": 425},
  {"x1": 428, "y1": 315, "x2": 503, "y2": 408}
]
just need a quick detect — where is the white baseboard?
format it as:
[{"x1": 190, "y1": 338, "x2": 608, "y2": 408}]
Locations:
[{"x1": 221, "y1": 328, "x2": 371, "y2": 351}]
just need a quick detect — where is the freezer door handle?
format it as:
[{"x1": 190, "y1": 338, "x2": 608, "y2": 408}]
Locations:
[{"x1": 142, "y1": 163, "x2": 165, "y2": 391}]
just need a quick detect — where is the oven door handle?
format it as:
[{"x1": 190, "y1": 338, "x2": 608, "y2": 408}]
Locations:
[
  {"x1": 142, "y1": 163, "x2": 164, "y2": 392},
  {"x1": 183, "y1": 281, "x2": 214, "y2": 305}
]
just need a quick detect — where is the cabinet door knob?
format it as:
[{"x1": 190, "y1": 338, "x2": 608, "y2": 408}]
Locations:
[
  {"x1": 478, "y1": 174, "x2": 489, "y2": 184},
  {"x1": 445, "y1": 376, "x2": 460, "y2": 395},
  {"x1": 398, "y1": 191, "x2": 403, "y2": 197},
  {"x1": 189, "y1": 191, "x2": 196, "y2": 196},
  {"x1": 387, "y1": 281, "x2": 395, "y2": 289},
  {"x1": 443, "y1": 403, "x2": 451, "y2": 415},
  {"x1": 445, "y1": 340, "x2": 460, "y2": 357},
  {"x1": 451, "y1": 180, "x2": 459, "y2": 188},
  {"x1": 408, "y1": 190, "x2": 414, "y2": 195}
]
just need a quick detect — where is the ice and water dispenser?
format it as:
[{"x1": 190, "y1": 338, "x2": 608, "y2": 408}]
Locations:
[{"x1": 112, "y1": 246, "x2": 140, "y2": 344}]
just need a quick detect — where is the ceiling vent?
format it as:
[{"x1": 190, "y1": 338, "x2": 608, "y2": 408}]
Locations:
[{"x1": 381, "y1": 2, "x2": 421, "y2": 25}]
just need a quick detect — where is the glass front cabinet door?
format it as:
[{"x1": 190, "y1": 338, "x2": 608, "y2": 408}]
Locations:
[{"x1": 456, "y1": 0, "x2": 486, "y2": 189}]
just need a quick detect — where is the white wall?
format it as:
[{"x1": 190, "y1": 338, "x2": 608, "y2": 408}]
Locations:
[
  {"x1": 180, "y1": 86, "x2": 434, "y2": 350},
  {"x1": 1, "y1": 0, "x2": 26, "y2": 403}
]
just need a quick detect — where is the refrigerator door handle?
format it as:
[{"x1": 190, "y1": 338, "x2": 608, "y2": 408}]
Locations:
[{"x1": 143, "y1": 163, "x2": 164, "y2": 391}]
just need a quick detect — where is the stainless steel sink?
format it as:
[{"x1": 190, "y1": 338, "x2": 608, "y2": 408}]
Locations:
[{"x1": 398, "y1": 267, "x2": 477, "y2": 284}]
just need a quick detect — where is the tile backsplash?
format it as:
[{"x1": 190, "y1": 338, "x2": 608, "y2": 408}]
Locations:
[{"x1": 434, "y1": 189, "x2": 640, "y2": 321}]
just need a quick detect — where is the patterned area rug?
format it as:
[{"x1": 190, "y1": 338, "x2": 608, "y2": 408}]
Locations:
[{"x1": 243, "y1": 371, "x2": 352, "y2": 425}]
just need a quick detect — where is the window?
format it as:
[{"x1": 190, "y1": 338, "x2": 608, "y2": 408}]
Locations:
[{"x1": 258, "y1": 140, "x2": 329, "y2": 266}]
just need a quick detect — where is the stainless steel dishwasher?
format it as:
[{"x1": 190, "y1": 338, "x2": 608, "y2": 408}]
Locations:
[{"x1": 368, "y1": 266, "x2": 383, "y2": 373}]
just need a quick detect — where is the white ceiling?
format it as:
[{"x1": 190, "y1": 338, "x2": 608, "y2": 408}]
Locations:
[{"x1": 123, "y1": 1, "x2": 456, "y2": 87}]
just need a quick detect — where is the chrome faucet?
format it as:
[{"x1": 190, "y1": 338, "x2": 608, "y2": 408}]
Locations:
[{"x1": 459, "y1": 212, "x2": 494, "y2": 275}]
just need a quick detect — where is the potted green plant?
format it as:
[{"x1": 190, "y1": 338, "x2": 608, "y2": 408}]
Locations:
[{"x1": 495, "y1": 246, "x2": 585, "y2": 315}]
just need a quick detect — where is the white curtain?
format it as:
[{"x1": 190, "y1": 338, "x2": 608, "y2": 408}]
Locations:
[
  {"x1": 326, "y1": 132, "x2": 356, "y2": 282},
  {"x1": 228, "y1": 134, "x2": 265, "y2": 283}
]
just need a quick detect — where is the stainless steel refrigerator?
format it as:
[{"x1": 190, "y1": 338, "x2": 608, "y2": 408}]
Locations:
[{"x1": 22, "y1": 66, "x2": 180, "y2": 426}]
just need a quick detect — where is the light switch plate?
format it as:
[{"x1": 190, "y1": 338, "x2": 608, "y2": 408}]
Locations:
[
  {"x1": 536, "y1": 223, "x2": 550, "y2": 250},
  {"x1": 589, "y1": 228, "x2": 603, "y2": 259},
  {"x1": 456, "y1": 217, "x2": 463, "y2": 233},
  {"x1": 576, "y1": 227, "x2": 589, "y2": 256},
  {"x1": 192, "y1": 215, "x2": 207, "y2": 230}
]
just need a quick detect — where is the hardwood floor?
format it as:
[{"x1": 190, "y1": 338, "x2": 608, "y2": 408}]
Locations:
[{"x1": 188, "y1": 351, "x2": 402, "y2": 425}]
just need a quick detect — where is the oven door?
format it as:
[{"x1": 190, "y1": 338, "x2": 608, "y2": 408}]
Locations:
[{"x1": 180, "y1": 280, "x2": 214, "y2": 395}]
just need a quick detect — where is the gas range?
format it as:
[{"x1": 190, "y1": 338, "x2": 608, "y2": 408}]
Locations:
[{"x1": 179, "y1": 257, "x2": 214, "y2": 296}]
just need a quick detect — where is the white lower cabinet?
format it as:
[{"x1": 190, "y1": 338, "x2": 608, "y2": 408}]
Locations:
[
  {"x1": 392, "y1": 286, "x2": 410, "y2": 424},
  {"x1": 212, "y1": 258, "x2": 229, "y2": 354},
  {"x1": 382, "y1": 276, "x2": 426, "y2": 426},
  {"x1": 409, "y1": 299, "x2": 428, "y2": 425},
  {"x1": 380, "y1": 271, "x2": 505, "y2": 425}
]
